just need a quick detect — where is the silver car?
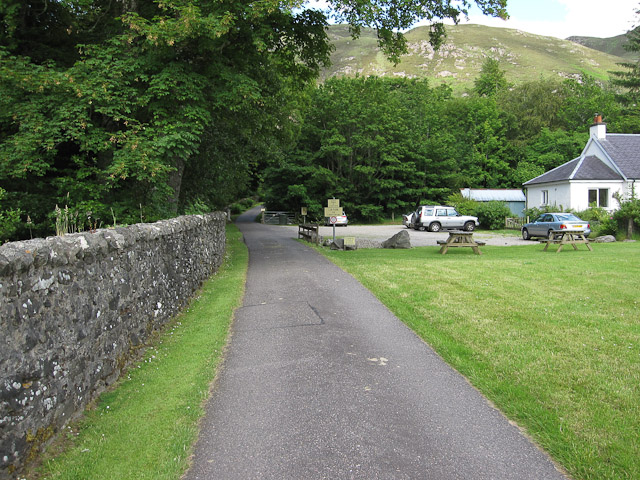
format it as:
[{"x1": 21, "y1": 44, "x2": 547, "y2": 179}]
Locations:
[
  {"x1": 521, "y1": 213, "x2": 591, "y2": 240},
  {"x1": 413, "y1": 205, "x2": 479, "y2": 232},
  {"x1": 402, "y1": 212, "x2": 415, "y2": 228}
]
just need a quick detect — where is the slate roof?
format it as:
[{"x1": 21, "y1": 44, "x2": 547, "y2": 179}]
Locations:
[
  {"x1": 525, "y1": 155, "x2": 625, "y2": 185},
  {"x1": 573, "y1": 156, "x2": 625, "y2": 180},
  {"x1": 461, "y1": 188, "x2": 525, "y2": 202},
  {"x1": 599, "y1": 134, "x2": 640, "y2": 178},
  {"x1": 524, "y1": 130, "x2": 640, "y2": 186}
]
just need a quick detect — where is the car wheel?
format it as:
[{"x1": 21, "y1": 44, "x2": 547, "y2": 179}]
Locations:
[
  {"x1": 429, "y1": 222, "x2": 441, "y2": 232},
  {"x1": 463, "y1": 221, "x2": 475, "y2": 232},
  {"x1": 522, "y1": 228, "x2": 530, "y2": 240}
]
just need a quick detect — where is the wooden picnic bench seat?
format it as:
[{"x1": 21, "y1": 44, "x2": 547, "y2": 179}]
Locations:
[
  {"x1": 437, "y1": 230, "x2": 483, "y2": 255},
  {"x1": 437, "y1": 238, "x2": 485, "y2": 246}
]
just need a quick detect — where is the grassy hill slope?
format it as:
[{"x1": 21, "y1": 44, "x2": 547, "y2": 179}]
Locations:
[
  {"x1": 567, "y1": 31, "x2": 637, "y2": 61},
  {"x1": 323, "y1": 24, "x2": 627, "y2": 95}
]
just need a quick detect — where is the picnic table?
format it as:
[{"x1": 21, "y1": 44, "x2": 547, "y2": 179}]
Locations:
[
  {"x1": 437, "y1": 230, "x2": 485, "y2": 255},
  {"x1": 540, "y1": 229, "x2": 593, "y2": 253}
]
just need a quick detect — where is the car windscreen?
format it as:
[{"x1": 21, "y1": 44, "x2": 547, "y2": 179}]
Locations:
[{"x1": 557, "y1": 214, "x2": 580, "y2": 221}]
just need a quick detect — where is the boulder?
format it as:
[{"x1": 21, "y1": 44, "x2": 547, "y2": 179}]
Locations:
[
  {"x1": 593, "y1": 235, "x2": 616, "y2": 243},
  {"x1": 381, "y1": 230, "x2": 411, "y2": 249},
  {"x1": 330, "y1": 239, "x2": 345, "y2": 250}
]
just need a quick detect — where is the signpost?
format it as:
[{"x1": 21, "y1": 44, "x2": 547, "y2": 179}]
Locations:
[
  {"x1": 301, "y1": 207, "x2": 307, "y2": 224},
  {"x1": 325, "y1": 198, "x2": 341, "y2": 243},
  {"x1": 324, "y1": 206, "x2": 342, "y2": 217}
]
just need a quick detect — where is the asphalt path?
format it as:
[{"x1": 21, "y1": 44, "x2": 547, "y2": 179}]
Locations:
[{"x1": 184, "y1": 208, "x2": 567, "y2": 480}]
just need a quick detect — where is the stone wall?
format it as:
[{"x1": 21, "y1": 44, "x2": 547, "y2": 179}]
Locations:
[{"x1": 0, "y1": 213, "x2": 226, "y2": 478}]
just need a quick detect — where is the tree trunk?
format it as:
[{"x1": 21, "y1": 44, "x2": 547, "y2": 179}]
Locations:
[
  {"x1": 167, "y1": 157, "x2": 185, "y2": 216},
  {"x1": 628, "y1": 218, "x2": 634, "y2": 238}
]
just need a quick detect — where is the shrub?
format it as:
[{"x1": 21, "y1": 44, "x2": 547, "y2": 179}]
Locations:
[
  {"x1": 612, "y1": 197, "x2": 640, "y2": 237},
  {"x1": 353, "y1": 204, "x2": 384, "y2": 223},
  {"x1": 228, "y1": 197, "x2": 256, "y2": 215},
  {"x1": 522, "y1": 204, "x2": 570, "y2": 222},
  {"x1": 446, "y1": 192, "x2": 477, "y2": 216},
  {"x1": 595, "y1": 217, "x2": 618, "y2": 236},
  {"x1": 575, "y1": 206, "x2": 609, "y2": 223},
  {"x1": 0, "y1": 187, "x2": 22, "y2": 242},
  {"x1": 183, "y1": 198, "x2": 212, "y2": 215},
  {"x1": 474, "y1": 201, "x2": 512, "y2": 230}
]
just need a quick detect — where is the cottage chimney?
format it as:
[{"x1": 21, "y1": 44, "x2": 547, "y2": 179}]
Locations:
[{"x1": 590, "y1": 114, "x2": 606, "y2": 140}]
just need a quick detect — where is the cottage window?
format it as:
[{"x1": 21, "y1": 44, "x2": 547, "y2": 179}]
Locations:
[
  {"x1": 541, "y1": 190, "x2": 549, "y2": 205},
  {"x1": 599, "y1": 189, "x2": 609, "y2": 208},
  {"x1": 588, "y1": 189, "x2": 609, "y2": 208}
]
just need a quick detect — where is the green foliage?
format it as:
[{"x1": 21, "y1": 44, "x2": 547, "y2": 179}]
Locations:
[
  {"x1": 474, "y1": 57, "x2": 509, "y2": 97},
  {"x1": 2, "y1": 0, "x2": 511, "y2": 240},
  {"x1": 522, "y1": 205, "x2": 568, "y2": 221},
  {"x1": 611, "y1": 17, "x2": 640, "y2": 105},
  {"x1": 183, "y1": 198, "x2": 211, "y2": 216},
  {"x1": 595, "y1": 217, "x2": 618, "y2": 236},
  {"x1": 0, "y1": 187, "x2": 21, "y2": 241},
  {"x1": 263, "y1": 77, "x2": 442, "y2": 222},
  {"x1": 473, "y1": 201, "x2": 512, "y2": 230},
  {"x1": 612, "y1": 195, "x2": 640, "y2": 237},
  {"x1": 0, "y1": 0, "x2": 333, "y2": 239},
  {"x1": 447, "y1": 193, "x2": 511, "y2": 230},
  {"x1": 574, "y1": 206, "x2": 610, "y2": 223},
  {"x1": 445, "y1": 192, "x2": 477, "y2": 215},
  {"x1": 228, "y1": 198, "x2": 255, "y2": 215}
]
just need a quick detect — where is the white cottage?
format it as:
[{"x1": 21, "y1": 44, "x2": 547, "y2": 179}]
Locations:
[{"x1": 523, "y1": 116, "x2": 640, "y2": 212}]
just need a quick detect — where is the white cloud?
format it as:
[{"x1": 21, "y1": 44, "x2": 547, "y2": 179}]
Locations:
[{"x1": 465, "y1": 0, "x2": 638, "y2": 39}]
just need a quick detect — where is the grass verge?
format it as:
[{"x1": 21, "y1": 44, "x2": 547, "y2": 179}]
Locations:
[
  {"x1": 320, "y1": 242, "x2": 640, "y2": 480},
  {"x1": 34, "y1": 224, "x2": 248, "y2": 480}
]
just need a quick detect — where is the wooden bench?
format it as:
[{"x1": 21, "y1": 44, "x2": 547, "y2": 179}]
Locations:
[
  {"x1": 298, "y1": 224, "x2": 320, "y2": 244},
  {"x1": 540, "y1": 229, "x2": 592, "y2": 253},
  {"x1": 438, "y1": 240, "x2": 485, "y2": 246},
  {"x1": 438, "y1": 231, "x2": 484, "y2": 255}
]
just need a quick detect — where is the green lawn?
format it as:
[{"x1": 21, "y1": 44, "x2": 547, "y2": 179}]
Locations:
[
  {"x1": 320, "y1": 242, "x2": 640, "y2": 480},
  {"x1": 35, "y1": 224, "x2": 248, "y2": 480}
]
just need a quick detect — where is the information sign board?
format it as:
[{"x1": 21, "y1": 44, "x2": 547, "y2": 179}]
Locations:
[
  {"x1": 343, "y1": 237, "x2": 356, "y2": 246},
  {"x1": 324, "y1": 207, "x2": 343, "y2": 217},
  {"x1": 327, "y1": 199, "x2": 340, "y2": 208}
]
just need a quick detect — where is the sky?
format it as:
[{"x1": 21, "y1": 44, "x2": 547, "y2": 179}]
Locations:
[
  {"x1": 455, "y1": 0, "x2": 639, "y2": 40},
  {"x1": 307, "y1": 0, "x2": 639, "y2": 40}
]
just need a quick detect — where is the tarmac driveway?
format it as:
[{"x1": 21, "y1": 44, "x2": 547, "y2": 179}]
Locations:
[{"x1": 185, "y1": 208, "x2": 566, "y2": 480}]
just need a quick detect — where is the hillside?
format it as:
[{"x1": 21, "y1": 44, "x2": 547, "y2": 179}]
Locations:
[
  {"x1": 323, "y1": 24, "x2": 627, "y2": 94},
  {"x1": 567, "y1": 31, "x2": 637, "y2": 61}
]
